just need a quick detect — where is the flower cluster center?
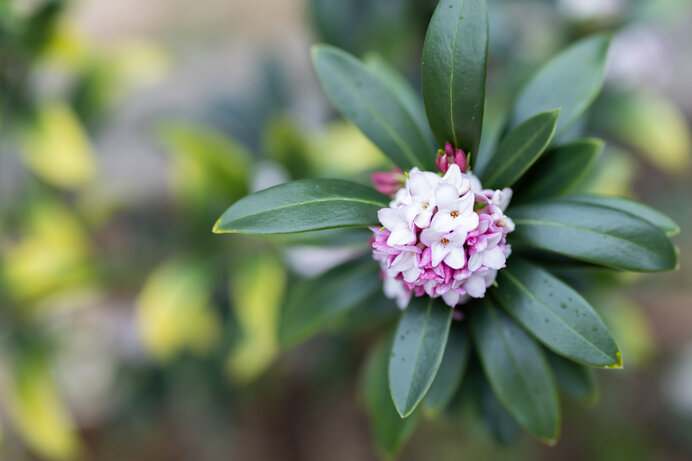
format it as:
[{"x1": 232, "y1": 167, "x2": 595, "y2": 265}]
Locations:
[{"x1": 371, "y1": 163, "x2": 515, "y2": 309}]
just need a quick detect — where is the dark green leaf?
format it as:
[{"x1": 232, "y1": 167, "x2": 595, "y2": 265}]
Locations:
[
  {"x1": 362, "y1": 339, "x2": 419, "y2": 459},
  {"x1": 510, "y1": 34, "x2": 611, "y2": 137},
  {"x1": 473, "y1": 104, "x2": 505, "y2": 177},
  {"x1": 423, "y1": 324, "x2": 470, "y2": 415},
  {"x1": 470, "y1": 299, "x2": 560, "y2": 443},
  {"x1": 563, "y1": 195, "x2": 680, "y2": 237},
  {"x1": 389, "y1": 298, "x2": 453, "y2": 417},
  {"x1": 364, "y1": 53, "x2": 435, "y2": 148},
  {"x1": 480, "y1": 109, "x2": 560, "y2": 189},
  {"x1": 280, "y1": 258, "x2": 381, "y2": 347},
  {"x1": 546, "y1": 350, "x2": 597, "y2": 403},
  {"x1": 312, "y1": 45, "x2": 435, "y2": 170},
  {"x1": 479, "y1": 370, "x2": 521, "y2": 446},
  {"x1": 422, "y1": 0, "x2": 488, "y2": 154},
  {"x1": 213, "y1": 179, "x2": 387, "y2": 235},
  {"x1": 509, "y1": 198, "x2": 678, "y2": 272},
  {"x1": 515, "y1": 138, "x2": 602, "y2": 202},
  {"x1": 495, "y1": 258, "x2": 621, "y2": 368}
]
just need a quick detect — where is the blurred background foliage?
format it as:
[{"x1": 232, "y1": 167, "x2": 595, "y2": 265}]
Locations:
[{"x1": 0, "y1": 0, "x2": 690, "y2": 460}]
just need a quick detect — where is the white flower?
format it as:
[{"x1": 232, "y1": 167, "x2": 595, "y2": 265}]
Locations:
[
  {"x1": 431, "y1": 183, "x2": 479, "y2": 234},
  {"x1": 378, "y1": 208, "x2": 416, "y2": 246},
  {"x1": 464, "y1": 270, "x2": 498, "y2": 298},
  {"x1": 491, "y1": 187, "x2": 513, "y2": 212},
  {"x1": 387, "y1": 250, "x2": 422, "y2": 283},
  {"x1": 405, "y1": 168, "x2": 442, "y2": 228},
  {"x1": 468, "y1": 245, "x2": 506, "y2": 271},
  {"x1": 420, "y1": 227, "x2": 467, "y2": 269},
  {"x1": 441, "y1": 164, "x2": 471, "y2": 195}
]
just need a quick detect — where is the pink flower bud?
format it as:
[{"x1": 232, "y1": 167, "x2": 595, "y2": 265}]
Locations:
[
  {"x1": 371, "y1": 168, "x2": 405, "y2": 196},
  {"x1": 436, "y1": 142, "x2": 468, "y2": 173}
]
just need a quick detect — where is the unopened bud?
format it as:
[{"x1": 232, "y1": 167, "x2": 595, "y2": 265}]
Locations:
[
  {"x1": 436, "y1": 142, "x2": 468, "y2": 173},
  {"x1": 371, "y1": 168, "x2": 405, "y2": 196}
]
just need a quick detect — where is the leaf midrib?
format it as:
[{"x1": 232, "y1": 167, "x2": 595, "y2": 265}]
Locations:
[
  {"x1": 448, "y1": 2, "x2": 465, "y2": 147},
  {"x1": 485, "y1": 118, "x2": 554, "y2": 186},
  {"x1": 328, "y1": 58, "x2": 428, "y2": 169},
  {"x1": 512, "y1": 218, "x2": 660, "y2": 257},
  {"x1": 501, "y1": 269, "x2": 616, "y2": 365},
  {"x1": 222, "y1": 196, "x2": 385, "y2": 227},
  {"x1": 488, "y1": 305, "x2": 553, "y2": 437}
]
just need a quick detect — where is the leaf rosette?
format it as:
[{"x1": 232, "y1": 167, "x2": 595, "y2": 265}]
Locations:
[{"x1": 214, "y1": 0, "x2": 678, "y2": 455}]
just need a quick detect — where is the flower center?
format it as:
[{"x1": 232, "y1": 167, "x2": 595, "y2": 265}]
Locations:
[
  {"x1": 422, "y1": 202, "x2": 429, "y2": 210},
  {"x1": 440, "y1": 238, "x2": 450, "y2": 245},
  {"x1": 450, "y1": 210, "x2": 459, "y2": 218}
]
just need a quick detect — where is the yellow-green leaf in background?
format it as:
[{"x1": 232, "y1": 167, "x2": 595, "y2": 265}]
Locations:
[
  {"x1": 227, "y1": 253, "x2": 286, "y2": 384},
  {"x1": 1, "y1": 199, "x2": 93, "y2": 305},
  {"x1": 307, "y1": 121, "x2": 389, "y2": 176},
  {"x1": 599, "y1": 90, "x2": 691, "y2": 174},
  {"x1": 598, "y1": 295, "x2": 655, "y2": 367},
  {"x1": 579, "y1": 147, "x2": 636, "y2": 197},
  {"x1": 136, "y1": 260, "x2": 221, "y2": 361},
  {"x1": 5, "y1": 353, "x2": 81, "y2": 461},
  {"x1": 20, "y1": 103, "x2": 95, "y2": 189},
  {"x1": 157, "y1": 122, "x2": 251, "y2": 208}
]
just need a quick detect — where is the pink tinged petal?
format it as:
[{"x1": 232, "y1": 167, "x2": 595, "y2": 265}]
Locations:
[
  {"x1": 431, "y1": 242, "x2": 451, "y2": 267},
  {"x1": 387, "y1": 226, "x2": 416, "y2": 246},
  {"x1": 464, "y1": 274, "x2": 487, "y2": 298},
  {"x1": 482, "y1": 246, "x2": 506, "y2": 270},
  {"x1": 486, "y1": 232, "x2": 503, "y2": 248},
  {"x1": 402, "y1": 265, "x2": 422, "y2": 283},
  {"x1": 442, "y1": 289, "x2": 461, "y2": 307},
  {"x1": 468, "y1": 253, "x2": 483, "y2": 272},
  {"x1": 419, "y1": 247, "x2": 432, "y2": 267},
  {"x1": 444, "y1": 246, "x2": 467, "y2": 269}
]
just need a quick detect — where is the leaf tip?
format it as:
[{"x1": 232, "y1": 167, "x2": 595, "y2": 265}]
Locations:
[
  {"x1": 605, "y1": 350, "x2": 623, "y2": 369},
  {"x1": 212, "y1": 218, "x2": 223, "y2": 234}
]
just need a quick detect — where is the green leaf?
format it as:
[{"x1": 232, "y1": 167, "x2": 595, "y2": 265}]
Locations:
[
  {"x1": 510, "y1": 34, "x2": 611, "y2": 138},
  {"x1": 362, "y1": 339, "x2": 420, "y2": 459},
  {"x1": 312, "y1": 45, "x2": 435, "y2": 170},
  {"x1": 562, "y1": 195, "x2": 680, "y2": 237},
  {"x1": 473, "y1": 104, "x2": 505, "y2": 176},
  {"x1": 213, "y1": 179, "x2": 388, "y2": 235},
  {"x1": 157, "y1": 122, "x2": 251, "y2": 203},
  {"x1": 480, "y1": 109, "x2": 560, "y2": 189},
  {"x1": 494, "y1": 258, "x2": 621, "y2": 368},
  {"x1": 515, "y1": 138, "x2": 602, "y2": 202},
  {"x1": 423, "y1": 324, "x2": 470, "y2": 415},
  {"x1": 546, "y1": 351, "x2": 597, "y2": 403},
  {"x1": 470, "y1": 299, "x2": 560, "y2": 443},
  {"x1": 509, "y1": 197, "x2": 678, "y2": 272},
  {"x1": 421, "y1": 0, "x2": 488, "y2": 154},
  {"x1": 389, "y1": 298, "x2": 453, "y2": 417},
  {"x1": 228, "y1": 253, "x2": 285, "y2": 383},
  {"x1": 479, "y1": 370, "x2": 521, "y2": 446},
  {"x1": 280, "y1": 258, "x2": 381, "y2": 347},
  {"x1": 364, "y1": 53, "x2": 435, "y2": 148}
]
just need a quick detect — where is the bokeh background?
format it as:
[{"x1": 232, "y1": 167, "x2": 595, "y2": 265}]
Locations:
[{"x1": 0, "y1": 0, "x2": 691, "y2": 460}]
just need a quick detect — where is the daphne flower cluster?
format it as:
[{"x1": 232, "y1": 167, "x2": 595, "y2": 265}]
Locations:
[{"x1": 371, "y1": 146, "x2": 515, "y2": 309}]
